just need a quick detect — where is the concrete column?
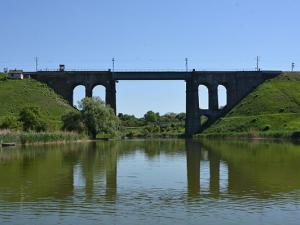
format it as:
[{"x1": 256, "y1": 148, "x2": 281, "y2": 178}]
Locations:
[
  {"x1": 106, "y1": 81, "x2": 117, "y2": 114},
  {"x1": 209, "y1": 85, "x2": 219, "y2": 111},
  {"x1": 68, "y1": 93, "x2": 74, "y2": 106},
  {"x1": 185, "y1": 79, "x2": 200, "y2": 136},
  {"x1": 85, "y1": 84, "x2": 93, "y2": 98}
]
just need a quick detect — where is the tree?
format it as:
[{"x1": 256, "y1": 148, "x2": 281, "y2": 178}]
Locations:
[
  {"x1": 144, "y1": 111, "x2": 160, "y2": 123},
  {"x1": 175, "y1": 112, "x2": 186, "y2": 122},
  {"x1": 62, "y1": 111, "x2": 86, "y2": 133},
  {"x1": 62, "y1": 97, "x2": 120, "y2": 138},
  {"x1": 19, "y1": 107, "x2": 47, "y2": 132}
]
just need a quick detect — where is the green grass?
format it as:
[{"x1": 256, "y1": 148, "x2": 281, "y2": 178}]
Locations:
[
  {"x1": 0, "y1": 78, "x2": 75, "y2": 130},
  {"x1": 0, "y1": 131, "x2": 88, "y2": 145},
  {"x1": 200, "y1": 72, "x2": 300, "y2": 138}
]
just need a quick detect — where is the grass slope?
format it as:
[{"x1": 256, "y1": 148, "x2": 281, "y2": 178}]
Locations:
[
  {"x1": 201, "y1": 72, "x2": 300, "y2": 137},
  {"x1": 0, "y1": 77, "x2": 74, "y2": 130}
]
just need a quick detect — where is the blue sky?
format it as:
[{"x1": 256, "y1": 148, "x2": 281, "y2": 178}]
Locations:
[{"x1": 1, "y1": 0, "x2": 299, "y2": 116}]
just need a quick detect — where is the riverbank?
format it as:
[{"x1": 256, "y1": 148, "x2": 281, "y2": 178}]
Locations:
[
  {"x1": 0, "y1": 130, "x2": 88, "y2": 146},
  {"x1": 196, "y1": 130, "x2": 300, "y2": 141}
]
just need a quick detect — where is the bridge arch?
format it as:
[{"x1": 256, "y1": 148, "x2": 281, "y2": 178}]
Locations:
[
  {"x1": 217, "y1": 84, "x2": 228, "y2": 109},
  {"x1": 92, "y1": 84, "x2": 106, "y2": 103},
  {"x1": 198, "y1": 84, "x2": 209, "y2": 110},
  {"x1": 73, "y1": 84, "x2": 86, "y2": 109}
]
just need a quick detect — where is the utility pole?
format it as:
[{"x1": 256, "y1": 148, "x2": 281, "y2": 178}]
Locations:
[
  {"x1": 185, "y1": 58, "x2": 188, "y2": 72},
  {"x1": 292, "y1": 62, "x2": 295, "y2": 72},
  {"x1": 35, "y1": 56, "x2": 38, "y2": 72},
  {"x1": 112, "y1": 58, "x2": 115, "y2": 72},
  {"x1": 256, "y1": 56, "x2": 260, "y2": 71}
]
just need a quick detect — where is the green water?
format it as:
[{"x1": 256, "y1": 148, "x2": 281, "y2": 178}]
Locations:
[{"x1": 0, "y1": 139, "x2": 300, "y2": 225}]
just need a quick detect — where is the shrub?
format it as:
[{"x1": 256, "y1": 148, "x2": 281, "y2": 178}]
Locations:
[
  {"x1": 19, "y1": 107, "x2": 47, "y2": 132},
  {"x1": 0, "y1": 115, "x2": 20, "y2": 129},
  {"x1": 62, "y1": 111, "x2": 86, "y2": 133},
  {"x1": 262, "y1": 125, "x2": 271, "y2": 131}
]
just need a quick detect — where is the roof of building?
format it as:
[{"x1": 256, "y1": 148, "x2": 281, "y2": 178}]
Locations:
[{"x1": 8, "y1": 70, "x2": 23, "y2": 74}]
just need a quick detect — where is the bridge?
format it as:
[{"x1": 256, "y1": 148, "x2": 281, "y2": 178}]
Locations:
[{"x1": 25, "y1": 70, "x2": 281, "y2": 136}]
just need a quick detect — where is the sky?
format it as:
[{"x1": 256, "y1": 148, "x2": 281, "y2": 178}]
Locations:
[{"x1": 1, "y1": 0, "x2": 299, "y2": 116}]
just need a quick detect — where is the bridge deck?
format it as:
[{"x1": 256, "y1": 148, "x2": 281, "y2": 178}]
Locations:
[
  {"x1": 113, "y1": 71, "x2": 191, "y2": 80},
  {"x1": 24, "y1": 70, "x2": 281, "y2": 81}
]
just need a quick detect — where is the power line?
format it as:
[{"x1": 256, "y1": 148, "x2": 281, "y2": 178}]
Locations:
[
  {"x1": 256, "y1": 56, "x2": 260, "y2": 71},
  {"x1": 112, "y1": 58, "x2": 115, "y2": 72},
  {"x1": 35, "y1": 56, "x2": 38, "y2": 72},
  {"x1": 185, "y1": 58, "x2": 188, "y2": 72}
]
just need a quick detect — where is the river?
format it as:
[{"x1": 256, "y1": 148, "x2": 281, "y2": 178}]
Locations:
[{"x1": 0, "y1": 139, "x2": 300, "y2": 225}]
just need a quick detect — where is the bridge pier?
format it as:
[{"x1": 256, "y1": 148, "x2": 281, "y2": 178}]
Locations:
[
  {"x1": 106, "y1": 81, "x2": 117, "y2": 114},
  {"x1": 85, "y1": 84, "x2": 93, "y2": 98},
  {"x1": 186, "y1": 79, "x2": 201, "y2": 137},
  {"x1": 209, "y1": 85, "x2": 219, "y2": 111}
]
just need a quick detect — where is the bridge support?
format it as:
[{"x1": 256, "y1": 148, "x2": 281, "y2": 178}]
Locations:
[
  {"x1": 209, "y1": 85, "x2": 219, "y2": 111},
  {"x1": 85, "y1": 84, "x2": 93, "y2": 98},
  {"x1": 106, "y1": 81, "x2": 116, "y2": 114},
  {"x1": 186, "y1": 79, "x2": 201, "y2": 137}
]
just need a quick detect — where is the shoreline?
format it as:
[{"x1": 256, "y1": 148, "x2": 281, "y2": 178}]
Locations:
[{"x1": 1, "y1": 131, "x2": 300, "y2": 148}]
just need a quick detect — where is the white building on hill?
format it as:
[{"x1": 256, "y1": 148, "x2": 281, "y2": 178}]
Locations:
[{"x1": 8, "y1": 70, "x2": 24, "y2": 79}]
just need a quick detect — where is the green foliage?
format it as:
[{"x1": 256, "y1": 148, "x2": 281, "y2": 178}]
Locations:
[
  {"x1": 118, "y1": 113, "x2": 145, "y2": 127},
  {"x1": 62, "y1": 111, "x2": 86, "y2": 133},
  {"x1": 0, "y1": 115, "x2": 20, "y2": 129},
  {"x1": 202, "y1": 73, "x2": 300, "y2": 137},
  {"x1": 120, "y1": 111, "x2": 186, "y2": 138},
  {"x1": 62, "y1": 97, "x2": 120, "y2": 138},
  {"x1": 19, "y1": 107, "x2": 47, "y2": 132},
  {"x1": 0, "y1": 73, "x2": 7, "y2": 81},
  {"x1": 175, "y1": 112, "x2": 186, "y2": 122},
  {"x1": 144, "y1": 111, "x2": 160, "y2": 123},
  {"x1": 80, "y1": 97, "x2": 120, "y2": 138},
  {"x1": 0, "y1": 79, "x2": 74, "y2": 130}
]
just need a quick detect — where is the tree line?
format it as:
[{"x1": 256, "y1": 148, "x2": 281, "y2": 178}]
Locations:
[{"x1": 0, "y1": 97, "x2": 186, "y2": 139}]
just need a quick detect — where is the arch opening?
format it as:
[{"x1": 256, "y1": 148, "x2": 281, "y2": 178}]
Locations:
[
  {"x1": 198, "y1": 85, "x2": 209, "y2": 110},
  {"x1": 218, "y1": 85, "x2": 227, "y2": 109},
  {"x1": 73, "y1": 85, "x2": 86, "y2": 109},
  {"x1": 92, "y1": 85, "x2": 106, "y2": 103}
]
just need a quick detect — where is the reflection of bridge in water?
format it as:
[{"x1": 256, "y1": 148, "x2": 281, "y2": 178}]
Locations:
[{"x1": 1, "y1": 140, "x2": 300, "y2": 203}]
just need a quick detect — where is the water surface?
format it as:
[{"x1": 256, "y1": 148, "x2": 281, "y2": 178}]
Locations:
[{"x1": 0, "y1": 139, "x2": 300, "y2": 225}]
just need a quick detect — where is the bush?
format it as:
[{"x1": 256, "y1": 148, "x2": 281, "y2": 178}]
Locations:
[
  {"x1": 19, "y1": 107, "x2": 47, "y2": 132},
  {"x1": 262, "y1": 125, "x2": 271, "y2": 131},
  {"x1": 0, "y1": 73, "x2": 7, "y2": 81},
  {"x1": 62, "y1": 111, "x2": 86, "y2": 133},
  {"x1": 0, "y1": 115, "x2": 20, "y2": 129}
]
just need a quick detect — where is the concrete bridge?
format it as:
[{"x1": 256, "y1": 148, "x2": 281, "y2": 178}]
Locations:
[{"x1": 25, "y1": 70, "x2": 281, "y2": 136}]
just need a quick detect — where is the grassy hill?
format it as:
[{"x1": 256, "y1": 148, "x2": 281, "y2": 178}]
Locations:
[
  {"x1": 0, "y1": 75, "x2": 75, "y2": 130},
  {"x1": 201, "y1": 72, "x2": 300, "y2": 138}
]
